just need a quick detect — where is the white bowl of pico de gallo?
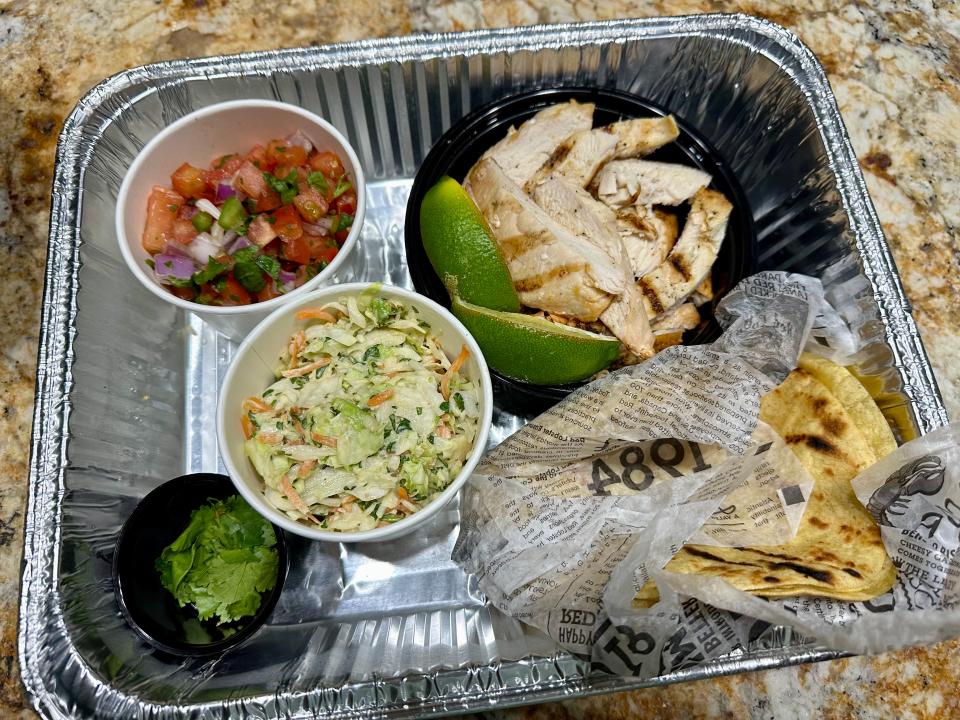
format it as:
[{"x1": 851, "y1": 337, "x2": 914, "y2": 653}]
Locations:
[{"x1": 116, "y1": 99, "x2": 365, "y2": 339}]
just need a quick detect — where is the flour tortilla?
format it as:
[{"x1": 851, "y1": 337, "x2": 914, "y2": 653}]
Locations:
[{"x1": 635, "y1": 366, "x2": 896, "y2": 606}]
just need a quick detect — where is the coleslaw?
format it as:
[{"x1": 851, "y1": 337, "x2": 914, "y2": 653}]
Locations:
[{"x1": 241, "y1": 288, "x2": 481, "y2": 531}]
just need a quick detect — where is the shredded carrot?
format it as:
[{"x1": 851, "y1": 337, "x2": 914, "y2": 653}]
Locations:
[
  {"x1": 241, "y1": 415, "x2": 254, "y2": 439},
  {"x1": 258, "y1": 432, "x2": 283, "y2": 445},
  {"x1": 311, "y1": 432, "x2": 338, "y2": 447},
  {"x1": 440, "y1": 345, "x2": 470, "y2": 400},
  {"x1": 397, "y1": 486, "x2": 409, "y2": 501},
  {"x1": 297, "y1": 459, "x2": 317, "y2": 479},
  {"x1": 288, "y1": 330, "x2": 306, "y2": 369},
  {"x1": 367, "y1": 388, "x2": 395, "y2": 407},
  {"x1": 281, "y1": 357, "x2": 331, "y2": 378},
  {"x1": 242, "y1": 396, "x2": 273, "y2": 413},
  {"x1": 436, "y1": 423, "x2": 453, "y2": 439},
  {"x1": 295, "y1": 307, "x2": 337, "y2": 322},
  {"x1": 292, "y1": 417, "x2": 305, "y2": 440},
  {"x1": 280, "y1": 476, "x2": 321, "y2": 524},
  {"x1": 399, "y1": 499, "x2": 419, "y2": 514}
]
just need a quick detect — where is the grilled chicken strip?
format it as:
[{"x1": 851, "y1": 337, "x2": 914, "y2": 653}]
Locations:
[
  {"x1": 638, "y1": 188, "x2": 732, "y2": 319},
  {"x1": 471, "y1": 100, "x2": 594, "y2": 189},
  {"x1": 690, "y1": 274, "x2": 714, "y2": 306},
  {"x1": 608, "y1": 115, "x2": 680, "y2": 158},
  {"x1": 650, "y1": 302, "x2": 701, "y2": 352},
  {"x1": 617, "y1": 206, "x2": 679, "y2": 279},
  {"x1": 599, "y1": 282, "x2": 655, "y2": 359},
  {"x1": 530, "y1": 177, "x2": 654, "y2": 357},
  {"x1": 467, "y1": 157, "x2": 621, "y2": 322},
  {"x1": 525, "y1": 127, "x2": 619, "y2": 191},
  {"x1": 593, "y1": 159, "x2": 711, "y2": 208},
  {"x1": 651, "y1": 303, "x2": 701, "y2": 333}
]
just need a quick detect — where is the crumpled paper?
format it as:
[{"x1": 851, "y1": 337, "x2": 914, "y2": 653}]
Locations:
[{"x1": 453, "y1": 271, "x2": 959, "y2": 677}]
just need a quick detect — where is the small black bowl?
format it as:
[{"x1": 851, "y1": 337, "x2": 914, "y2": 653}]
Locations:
[
  {"x1": 112, "y1": 473, "x2": 288, "y2": 657},
  {"x1": 405, "y1": 86, "x2": 757, "y2": 415}
]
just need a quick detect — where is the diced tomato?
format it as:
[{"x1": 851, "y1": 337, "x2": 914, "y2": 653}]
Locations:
[
  {"x1": 142, "y1": 187, "x2": 184, "y2": 254},
  {"x1": 304, "y1": 235, "x2": 338, "y2": 262},
  {"x1": 234, "y1": 160, "x2": 269, "y2": 198},
  {"x1": 247, "y1": 214, "x2": 278, "y2": 248},
  {"x1": 335, "y1": 229, "x2": 349, "y2": 244},
  {"x1": 170, "y1": 163, "x2": 207, "y2": 199},
  {"x1": 293, "y1": 187, "x2": 329, "y2": 223},
  {"x1": 317, "y1": 245, "x2": 338, "y2": 263},
  {"x1": 272, "y1": 205, "x2": 303, "y2": 241},
  {"x1": 256, "y1": 282, "x2": 281, "y2": 302},
  {"x1": 171, "y1": 285, "x2": 196, "y2": 301},
  {"x1": 173, "y1": 218, "x2": 197, "y2": 244},
  {"x1": 267, "y1": 139, "x2": 308, "y2": 167},
  {"x1": 234, "y1": 161, "x2": 282, "y2": 211},
  {"x1": 218, "y1": 275, "x2": 251, "y2": 306},
  {"x1": 261, "y1": 239, "x2": 281, "y2": 257},
  {"x1": 309, "y1": 151, "x2": 345, "y2": 178},
  {"x1": 282, "y1": 235, "x2": 311, "y2": 265},
  {"x1": 333, "y1": 188, "x2": 357, "y2": 216},
  {"x1": 245, "y1": 144, "x2": 269, "y2": 170},
  {"x1": 203, "y1": 154, "x2": 244, "y2": 190}
]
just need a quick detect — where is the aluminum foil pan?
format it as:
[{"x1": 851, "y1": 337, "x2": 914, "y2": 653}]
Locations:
[{"x1": 21, "y1": 14, "x2": 947, "y2": 720}]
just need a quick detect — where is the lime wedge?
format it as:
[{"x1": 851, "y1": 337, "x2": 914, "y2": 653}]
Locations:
[
  {"x1": 452, "y1": 296, "x2": 621, "y2": 385},
  {"x1": 420, "y1": 176, "x2": 520, "y2": 312}
]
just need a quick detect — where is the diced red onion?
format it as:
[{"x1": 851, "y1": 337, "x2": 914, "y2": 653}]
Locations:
[
  {"x1": 215, "y1": 182, "x2": 237, "y2": 202},
  {"x1": 210, "y1": 222, "x2": 225, "y2": 245},
  {"x1": 164, "y1": 239, "x2": 194, "y2": 258},
  {"x1": 195, "y1": 198, "x2": 220, "y2": 219},
  {"x1": 285, "y1": 130, "x2": 314, "y2": 153},
  {"x1": 278, "y1": 269, "x2": 297, "y2": 284},
  {"x1": 223, "y1": 230, "x2": 238, "y2": 246},
  {"x1": 187, "y1": 232, "x2": 222, "y2": 263},
  {"x1": 153, "y1": 253, "x2": 196, "y2": 283},
  {"x1": 228, "y1": 234, "x2": 253, "y2": 254},
  {"x1": 302, "y1": 218, "x2": 334, "y2": 235}
]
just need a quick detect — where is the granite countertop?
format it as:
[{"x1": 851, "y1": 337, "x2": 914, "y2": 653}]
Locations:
[{"x1": 0, "y1": 0, "x2": 957, "y2": 718}]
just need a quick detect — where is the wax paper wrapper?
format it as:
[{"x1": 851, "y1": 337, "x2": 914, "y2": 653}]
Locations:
[{"x1": 453, "y1": 271, "x2": 960, "y2": 677}]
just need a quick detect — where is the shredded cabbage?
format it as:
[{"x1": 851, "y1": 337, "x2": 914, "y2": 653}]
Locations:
[{"x1": 242, "y1": 289, "x2": 481, "y2": 531}]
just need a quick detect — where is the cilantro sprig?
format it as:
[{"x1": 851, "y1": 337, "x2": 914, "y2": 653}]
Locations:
[{"x1": 156, "y1": 495, "x2": 279, "y2": 626}]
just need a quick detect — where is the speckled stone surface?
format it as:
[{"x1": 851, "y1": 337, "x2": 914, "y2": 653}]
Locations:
[{"x1": 0, "y1": 1, "x2": 957, "y2": 717}]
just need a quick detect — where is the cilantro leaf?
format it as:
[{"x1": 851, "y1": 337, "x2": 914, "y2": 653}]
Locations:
[
  {"x1": 155, "y1": 495, "x2": 278, "y2": 625},
  {"x1": 263, "y1": 170, "x2": 300, "y2": 205},
  {"x1": 254, "y1": 253, "x2": 281, "y2": 279},
  {"x1": 307, "y1": 172, "x2": 329, "y2": 194},
  {"x1": 192, "y1": 256, "x2": 230, "y2": 286},
  {"x1": 234, "y1": 260, "x2": 266, "y2": 293},
  {"x1": 333, "y1": 176, "x2": 352, "y2": 198}
]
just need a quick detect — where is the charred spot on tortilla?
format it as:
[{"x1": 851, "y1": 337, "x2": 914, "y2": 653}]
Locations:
[
  {"x1": 820, "y1": 415, "x2": 848, "y2": 437},
  {"x1": 770, "y1": 562, "x2": 833, "y2": 584},
  {"x1": 784, "y1": 432, "x2": 838, "y2": 455},
  {"x1": 682, "y1": 547, "x2": 755, "y2": 567},
  {"x1": 763, "y1": 576, "x2": 781, "y2": 583},
  {"x1": 843, "y1": 568, "x2": 863, "y2": 578},
  {"x1": 808, "y1": 517, "x2": 829, "y2": 530}
]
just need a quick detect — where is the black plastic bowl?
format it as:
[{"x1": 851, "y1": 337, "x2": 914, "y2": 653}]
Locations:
[
  {"x1": 112, "y1": 473, "x2": 288, "y2": 657},
  {"x1": 405, "y1": 87, "x2": 757, "y2": 415}
]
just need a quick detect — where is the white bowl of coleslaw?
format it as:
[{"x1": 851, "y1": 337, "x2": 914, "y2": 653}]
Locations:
[{"x1": 217, "y1": 282, "x2": 493, "y2": 542}]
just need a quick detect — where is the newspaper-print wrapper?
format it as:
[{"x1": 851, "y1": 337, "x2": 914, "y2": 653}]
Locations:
[{"x1": 454, "y1": 271, "x2": 957, "y2": 677}]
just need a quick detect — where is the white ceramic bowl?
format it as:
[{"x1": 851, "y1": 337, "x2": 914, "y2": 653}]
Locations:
[
  {"x1": 116, "y1": 100, "x2": 366, "y2": 340},
  {"x1": 217, "y1": 283, "x2": 493, "y2": 542}
]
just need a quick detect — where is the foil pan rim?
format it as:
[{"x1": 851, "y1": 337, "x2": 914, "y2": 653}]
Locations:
[{"x1": 20, "y1": 14, "x2": 945, "y2": 719}]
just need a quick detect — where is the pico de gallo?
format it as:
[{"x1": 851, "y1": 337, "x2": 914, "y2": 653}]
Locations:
[{"x1": 141, "y1": 131, "x2": 357, "y2": 306}]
